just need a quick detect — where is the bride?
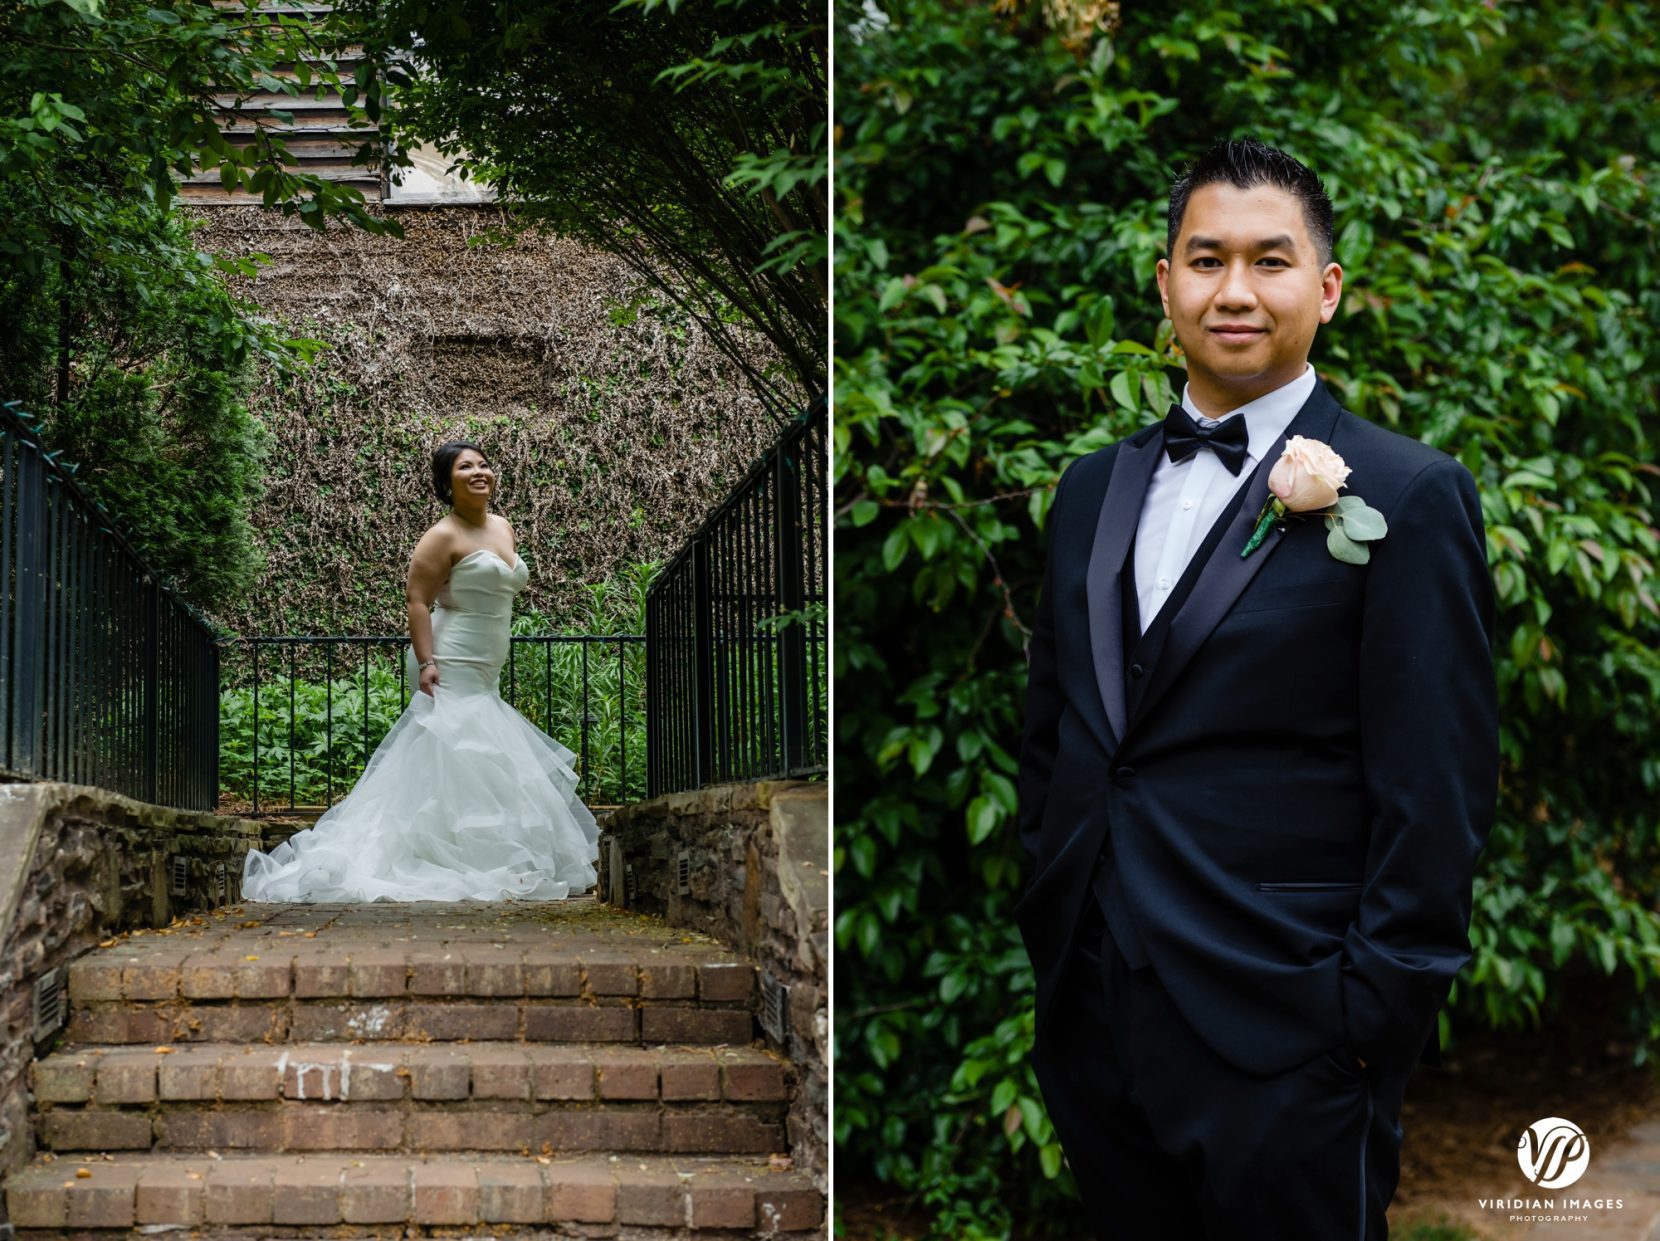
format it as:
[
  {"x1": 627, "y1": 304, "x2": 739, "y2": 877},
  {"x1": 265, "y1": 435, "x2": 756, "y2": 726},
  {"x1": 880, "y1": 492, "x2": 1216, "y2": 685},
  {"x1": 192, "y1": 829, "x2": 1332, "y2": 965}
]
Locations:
[{"x1": 241, "y1": 441, "x2": 601, "y2": 903}]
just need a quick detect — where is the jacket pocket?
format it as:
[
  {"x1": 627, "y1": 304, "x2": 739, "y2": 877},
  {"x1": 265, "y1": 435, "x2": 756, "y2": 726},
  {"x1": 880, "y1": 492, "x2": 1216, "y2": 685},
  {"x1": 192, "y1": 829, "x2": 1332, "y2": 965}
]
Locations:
[
  {"x1": 1257, "y1": 881, "x2": 1363, "y2": 892},
  {"x1": 1320, "y1": 1045, "x2": 1367, "y2": 1080},
  {"x1": 1228, "y1": 579, "x2": 1354, "y2": 616}
]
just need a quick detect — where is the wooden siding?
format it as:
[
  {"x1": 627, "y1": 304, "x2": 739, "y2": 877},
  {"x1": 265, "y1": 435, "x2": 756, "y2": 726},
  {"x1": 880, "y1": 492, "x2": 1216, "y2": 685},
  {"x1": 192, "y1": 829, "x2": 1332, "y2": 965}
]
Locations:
[{"x1": 182, "y1": 4, "x2": 384, "y2": 204}]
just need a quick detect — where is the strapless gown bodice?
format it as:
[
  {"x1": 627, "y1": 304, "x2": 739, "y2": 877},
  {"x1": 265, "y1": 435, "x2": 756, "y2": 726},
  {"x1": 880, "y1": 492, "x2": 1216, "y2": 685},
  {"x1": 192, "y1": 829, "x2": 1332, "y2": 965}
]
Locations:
[
  {"x1": 242, "y1": 549, "x2": 600, "y2": 903},
  {"x1": 436, "y1": 548, "x2": 525, "y2": 616},
  {"x1": 403, "y1": 548, "x2": 528, "y2": 697}
]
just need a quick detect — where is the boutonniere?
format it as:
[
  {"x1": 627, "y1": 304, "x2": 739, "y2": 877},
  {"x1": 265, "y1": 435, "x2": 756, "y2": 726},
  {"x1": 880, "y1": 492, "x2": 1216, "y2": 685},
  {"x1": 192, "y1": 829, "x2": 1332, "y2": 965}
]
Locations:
[{"x1": 1241, "y1": 436, "x2": 1388, "y2": 564}]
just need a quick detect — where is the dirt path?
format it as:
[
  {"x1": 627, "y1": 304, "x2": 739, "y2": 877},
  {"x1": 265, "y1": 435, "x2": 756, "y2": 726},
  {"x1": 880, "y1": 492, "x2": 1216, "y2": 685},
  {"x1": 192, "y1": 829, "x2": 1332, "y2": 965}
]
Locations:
[
  {"x1": 840, "y1": 1003, "x2": 1660, "y2": 1240},
  {"x1": 1388, "y1": 1017, "x2": 1659, "y2": 1241}
]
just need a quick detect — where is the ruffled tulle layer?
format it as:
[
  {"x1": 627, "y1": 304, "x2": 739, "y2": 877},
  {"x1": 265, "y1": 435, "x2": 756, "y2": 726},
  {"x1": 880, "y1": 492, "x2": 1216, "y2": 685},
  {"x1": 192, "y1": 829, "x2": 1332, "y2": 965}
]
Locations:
[{"x1": 241, "y1": 686, "x2": 599, "y2": 903}]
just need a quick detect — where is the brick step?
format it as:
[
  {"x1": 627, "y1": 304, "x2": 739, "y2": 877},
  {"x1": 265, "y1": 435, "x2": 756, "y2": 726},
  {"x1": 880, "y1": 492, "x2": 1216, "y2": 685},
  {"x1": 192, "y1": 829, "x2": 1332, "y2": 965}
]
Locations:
[
  {"x1": 5, "y1": 1152, "x2": 822, "y2": 1234},
  {"x1": 68, "y1": 923, "x2": 755, "y2": 1010},
  {"x1": 34, "y1": 1043, "x2": 788, "y2": 1156},
  {"x1": 67, "y1": 997, "x2": 753, "y2": 1046},
  {"x1": 66, "y1": 916, "x2": 757, "y2": 1046}
]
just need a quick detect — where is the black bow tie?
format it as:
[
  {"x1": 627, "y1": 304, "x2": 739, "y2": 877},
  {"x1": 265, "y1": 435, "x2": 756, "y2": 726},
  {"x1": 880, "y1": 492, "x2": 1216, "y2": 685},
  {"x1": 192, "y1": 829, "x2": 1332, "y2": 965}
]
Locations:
[{"x1": 1163, "y1": 403, "x2": 1249, "y2": 475}]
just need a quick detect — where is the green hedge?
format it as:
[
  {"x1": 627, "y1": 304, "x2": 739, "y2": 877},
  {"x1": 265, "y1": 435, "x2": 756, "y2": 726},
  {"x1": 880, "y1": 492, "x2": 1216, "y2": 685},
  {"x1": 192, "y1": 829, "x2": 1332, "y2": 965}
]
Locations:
[{"x1": 832, "y1": 1, "x2": 1659, "y2": 1233}]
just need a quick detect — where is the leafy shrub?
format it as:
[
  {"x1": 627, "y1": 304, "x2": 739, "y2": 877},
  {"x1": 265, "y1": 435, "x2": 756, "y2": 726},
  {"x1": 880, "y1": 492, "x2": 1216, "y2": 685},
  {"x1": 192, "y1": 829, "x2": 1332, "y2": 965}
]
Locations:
[
  {"x1": 833, "y1": 1, "x2": 1659, "y2": 1233},
  {"x1": 1, "y1": 0, "x2": 390, "y2": 608}
]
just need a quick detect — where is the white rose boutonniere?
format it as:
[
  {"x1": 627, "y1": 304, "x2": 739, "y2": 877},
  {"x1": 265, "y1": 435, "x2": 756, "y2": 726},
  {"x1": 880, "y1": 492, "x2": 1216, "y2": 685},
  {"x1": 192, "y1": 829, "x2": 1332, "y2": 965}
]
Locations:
[{"x1": 1241, "y1": 436, "x2": 1388, "y2": 564}]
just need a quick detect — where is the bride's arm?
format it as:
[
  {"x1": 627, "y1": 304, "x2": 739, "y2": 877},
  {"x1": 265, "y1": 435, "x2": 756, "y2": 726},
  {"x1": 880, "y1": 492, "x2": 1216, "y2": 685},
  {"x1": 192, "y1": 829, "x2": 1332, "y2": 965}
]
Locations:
[{"x1": 407, "y1": 532, "x2": 450, "y2": 694}]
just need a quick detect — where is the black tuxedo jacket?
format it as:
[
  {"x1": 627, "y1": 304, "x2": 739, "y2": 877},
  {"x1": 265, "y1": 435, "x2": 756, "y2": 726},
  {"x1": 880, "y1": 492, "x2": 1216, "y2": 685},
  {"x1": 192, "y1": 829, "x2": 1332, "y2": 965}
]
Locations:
[{"x1": 1014, "y1": 376, "x2": 1499, "y2": 1078}]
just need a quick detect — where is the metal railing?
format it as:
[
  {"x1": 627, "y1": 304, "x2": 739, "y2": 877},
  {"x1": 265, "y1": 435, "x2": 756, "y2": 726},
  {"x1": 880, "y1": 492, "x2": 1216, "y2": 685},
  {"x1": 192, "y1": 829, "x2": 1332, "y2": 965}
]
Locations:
[
  {"x1": 646, "y1": 396, "x2": 827, "y2": 796},
  {"x1": 218, "y1": 634, "x2": 644, "y2": 815},
  {"x1": 0, "y1": 403, "x2": 219, "y2": 810}
]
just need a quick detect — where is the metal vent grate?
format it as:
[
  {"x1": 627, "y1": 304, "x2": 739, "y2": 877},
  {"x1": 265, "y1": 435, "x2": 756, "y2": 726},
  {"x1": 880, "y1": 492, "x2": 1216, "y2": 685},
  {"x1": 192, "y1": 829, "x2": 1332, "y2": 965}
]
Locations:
[
  {"x1": 170, "y1": 855, "x2": 189, "y2": 897},
  {"x1": 32, "y1": 968, "x2": 64, "y2": 1041},
  {"x1": 676, "y1": 851, "x2": 691, "y2": 896},
  {"x1": 758, "y1": 969, "x2": 789, "y2": 1045},
  {"x1": 213, "y1": 861, "x2": 228, "y2": 906},
  {"x1": 624, "y1": 863, "x2": 637, "y2": 904}
]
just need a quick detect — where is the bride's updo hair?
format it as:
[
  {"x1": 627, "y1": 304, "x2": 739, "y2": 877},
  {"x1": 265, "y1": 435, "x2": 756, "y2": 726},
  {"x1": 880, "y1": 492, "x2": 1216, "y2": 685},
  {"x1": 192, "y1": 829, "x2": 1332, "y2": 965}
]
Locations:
[{"x1": 431, "y1": 440, "x2": 489, "y2": 504}]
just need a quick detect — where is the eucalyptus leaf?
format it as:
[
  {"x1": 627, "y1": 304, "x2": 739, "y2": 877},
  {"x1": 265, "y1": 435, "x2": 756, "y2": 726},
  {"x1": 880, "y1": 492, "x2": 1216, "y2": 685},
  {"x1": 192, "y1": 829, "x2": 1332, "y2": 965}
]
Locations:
[
  {"x1": 1340, "y1": 504, "x2": 1388, "y2": 541},
  {"x1": 1328, "y1": 527, "x2": 1372, "y2": 565}
]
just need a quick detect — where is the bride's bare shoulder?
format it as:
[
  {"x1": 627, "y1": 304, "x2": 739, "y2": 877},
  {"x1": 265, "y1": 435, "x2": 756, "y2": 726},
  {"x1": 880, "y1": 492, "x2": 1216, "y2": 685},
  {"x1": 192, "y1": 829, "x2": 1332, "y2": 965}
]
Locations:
[{"x1": 411, "y1": 519, "x2": 459, "y2": 568}]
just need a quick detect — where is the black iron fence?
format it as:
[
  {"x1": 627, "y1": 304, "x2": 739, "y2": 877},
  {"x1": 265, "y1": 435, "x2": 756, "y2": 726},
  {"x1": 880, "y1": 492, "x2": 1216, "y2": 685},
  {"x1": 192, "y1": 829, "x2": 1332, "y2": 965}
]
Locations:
[
  {"x1": 646, "y1": 397, "x2": 828, "y2": 796},
  {"x1": 218, "y1": 634, "x2": 644, "y2": 815},
  {"x1": 0, "y1": 403, "x2": 220, "y2": 810},
  {"x1": 2, "y1": 385, "x2": 821, "y2": 817}
]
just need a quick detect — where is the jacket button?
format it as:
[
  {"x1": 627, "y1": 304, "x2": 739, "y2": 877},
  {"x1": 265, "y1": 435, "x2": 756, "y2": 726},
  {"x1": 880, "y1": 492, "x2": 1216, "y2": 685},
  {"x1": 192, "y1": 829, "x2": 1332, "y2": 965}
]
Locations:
[
  {"x1": 1114, "y1": 766, "x2": 1136, "y2": 782},
  {"x1": 1129, "y1": 663, "x2": 1144, "y2": 679}
]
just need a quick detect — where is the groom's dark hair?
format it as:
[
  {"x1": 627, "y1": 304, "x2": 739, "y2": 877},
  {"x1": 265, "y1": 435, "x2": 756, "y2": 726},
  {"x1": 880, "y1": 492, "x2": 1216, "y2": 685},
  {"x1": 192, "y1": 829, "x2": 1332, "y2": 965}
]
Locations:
[
  {"x1": 1167, "y1": 137, "x2": 1335, "y2": 265},
  {"x1": 431, "y1": 440, "x2": 489, "y2": 504}
]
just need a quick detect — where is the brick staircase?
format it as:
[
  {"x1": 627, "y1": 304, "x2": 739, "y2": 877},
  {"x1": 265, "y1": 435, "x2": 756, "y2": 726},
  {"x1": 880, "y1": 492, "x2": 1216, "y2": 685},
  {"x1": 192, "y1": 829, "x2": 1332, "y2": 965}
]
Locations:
[{"x1": 3, "y1": 899, "x2": 823, "y2": 1236}]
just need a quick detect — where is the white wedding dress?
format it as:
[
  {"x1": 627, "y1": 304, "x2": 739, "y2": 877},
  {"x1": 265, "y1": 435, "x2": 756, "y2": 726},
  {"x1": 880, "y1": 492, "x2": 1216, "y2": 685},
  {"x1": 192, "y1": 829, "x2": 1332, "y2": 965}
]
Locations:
[{"x1": 240, "y1": 549, "x2": 601, "y2": 903}]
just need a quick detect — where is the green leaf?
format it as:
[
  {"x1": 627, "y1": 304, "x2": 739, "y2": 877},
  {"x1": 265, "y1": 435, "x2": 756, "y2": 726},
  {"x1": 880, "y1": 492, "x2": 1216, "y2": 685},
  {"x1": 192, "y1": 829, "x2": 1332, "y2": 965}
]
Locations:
[
  {"x1": 1327, "y1": 527, "x2": 1371, "y2": 565},
  {"x1": 983, "y1": 772, "x2": 1017, "y2": 813},
  {"x1": 1017, "y1": 1095, "x2": 1045, "y2": 1140},
  {"x1": 1340, "y1": 505, "x2": 1388, "y2": 541},
  {"x1": 881, "y1": 527, "x2": 909, "y2": 572},
  {"x1": 1549, "y1": 920, "x2": 1575, "y2": 967},
  {"x1": 1086, "y1": 300, "x2": 1116, "y2": 350},
  {"x1": 910, "y1": 516, "x2": 944, "y2": 559},
  {"x1": 1040, "y1": 1143, "x2": 1064, "y2": 1178},
  {"x1": 1109, "y1": 370, "x2": 1137, "y2": 411},
  {"x1": 857, "y1": 914, "x2": 881, "y2": 959},
  {"x1": 989, "y1": 1079, "x2": 1017, "y2": 1115},
  {"x1": 1338, "y1": 218, "x2": 1374, "y2": 266}
]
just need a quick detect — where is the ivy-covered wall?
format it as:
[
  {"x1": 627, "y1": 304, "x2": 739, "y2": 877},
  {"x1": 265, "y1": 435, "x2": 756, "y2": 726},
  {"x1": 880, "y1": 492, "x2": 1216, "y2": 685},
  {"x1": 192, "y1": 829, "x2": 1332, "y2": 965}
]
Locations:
[{"x1": 188, "y1": 205, "x2": 793, "y2": 637}]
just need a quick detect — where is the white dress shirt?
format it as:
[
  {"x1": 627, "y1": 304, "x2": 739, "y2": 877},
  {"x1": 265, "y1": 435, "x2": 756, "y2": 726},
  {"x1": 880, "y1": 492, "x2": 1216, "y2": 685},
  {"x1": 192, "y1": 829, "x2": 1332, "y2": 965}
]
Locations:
[{"x1": 1133, "y1": 364, "x2": 1316, "y2": 632}]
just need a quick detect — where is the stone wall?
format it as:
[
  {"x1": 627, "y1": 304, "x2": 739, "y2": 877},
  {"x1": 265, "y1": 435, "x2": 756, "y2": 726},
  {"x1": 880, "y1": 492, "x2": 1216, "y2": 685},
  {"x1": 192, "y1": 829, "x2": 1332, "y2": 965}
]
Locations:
[
  {"x1": 0, "y1": 782, "x2": 264, "y2": 1180},
  {"x1": 598, "y1": 780, "x2": 828, "y2": 1188}
]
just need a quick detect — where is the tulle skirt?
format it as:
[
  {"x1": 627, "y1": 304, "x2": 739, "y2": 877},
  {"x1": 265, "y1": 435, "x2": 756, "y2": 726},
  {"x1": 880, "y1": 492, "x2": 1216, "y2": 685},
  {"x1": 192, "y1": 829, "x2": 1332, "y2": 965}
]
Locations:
[{"x1": 240, "y1": 665, "x2": 600, "y2": 903}]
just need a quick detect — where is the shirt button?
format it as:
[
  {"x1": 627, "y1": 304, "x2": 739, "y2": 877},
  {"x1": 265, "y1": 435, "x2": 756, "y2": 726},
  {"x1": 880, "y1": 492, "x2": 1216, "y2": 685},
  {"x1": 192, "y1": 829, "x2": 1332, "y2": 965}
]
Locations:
[
  {"x1": 1158, "y1": 576, "x2": 1171, "y2": 589},
  {"x1": 1182, "y1": 499, "x2": 1194, "y2": 510}
]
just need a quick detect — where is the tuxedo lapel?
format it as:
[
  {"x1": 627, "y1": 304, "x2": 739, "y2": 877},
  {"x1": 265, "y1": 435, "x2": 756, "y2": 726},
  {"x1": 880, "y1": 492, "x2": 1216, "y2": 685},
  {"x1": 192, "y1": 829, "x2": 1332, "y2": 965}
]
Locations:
[
  {"x1": 1085, "y1": 427, "x2": 1162, "y2": 749},
  {"x1": 1127, "y1": 380, "x2": 1345, "y2": 733}
]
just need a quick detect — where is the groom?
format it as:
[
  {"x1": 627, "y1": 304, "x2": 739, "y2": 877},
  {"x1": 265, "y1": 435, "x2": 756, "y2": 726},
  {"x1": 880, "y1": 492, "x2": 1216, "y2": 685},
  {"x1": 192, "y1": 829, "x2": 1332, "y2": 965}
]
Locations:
[{"x1": 1015, "y1": 137, "x2": 1499, "y2": 1239}]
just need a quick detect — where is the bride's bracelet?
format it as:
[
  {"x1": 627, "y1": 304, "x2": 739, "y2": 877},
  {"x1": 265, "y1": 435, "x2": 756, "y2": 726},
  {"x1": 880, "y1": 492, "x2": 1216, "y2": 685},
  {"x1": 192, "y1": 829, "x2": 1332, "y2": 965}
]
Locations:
[{"x1": 418, "y1": 658, "x2": 437, "y2": 671}]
